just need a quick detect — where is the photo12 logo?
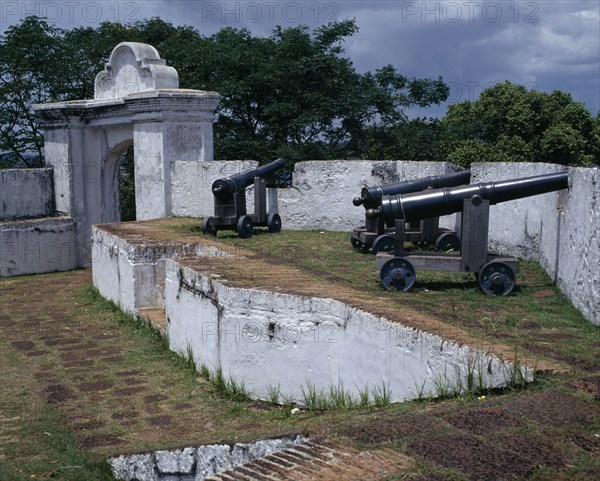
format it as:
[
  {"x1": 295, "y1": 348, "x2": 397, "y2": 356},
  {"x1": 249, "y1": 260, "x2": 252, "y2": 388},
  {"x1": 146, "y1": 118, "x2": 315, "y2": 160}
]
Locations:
[
  {"x1": 199, "y1": 1, "x2": 339, "y2": 25},
  {"x1": 400, "y1": 1, "x2": 540, "y2": 24},
  {"x1": 1, "y1": 2, "x2": 140, "y2": 25}
]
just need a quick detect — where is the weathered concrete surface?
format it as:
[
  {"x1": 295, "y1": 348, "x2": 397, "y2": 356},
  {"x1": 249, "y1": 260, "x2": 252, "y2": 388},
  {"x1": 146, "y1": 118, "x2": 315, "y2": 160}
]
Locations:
[
  {"x1": 473, "y1": 163, "x2": 599, "y2": 325},
  {"x1": 0, "y1": 168, "x2": 54, "y2": 220},
  {"x1": 0, "y1": 217, "x2": 78, "y2": 276},
  {"x1": 165, "y1": 258, "x2": 529, "y2": 404},
  {"x1": 278, "y1": 160, "x2": 463, "y2": 231},
  {"x1": 173, "y1": 160, "x2": 463, "y2": 231},
  {"x1": 109, "y1": 436, "x2": 303, "y2": 481},
  {"x1": 171, "y1": 160, "x2": 258, "y2": 218},
  {"x1": 91, "y1": 225, "x2": 229, "y2": 315}
]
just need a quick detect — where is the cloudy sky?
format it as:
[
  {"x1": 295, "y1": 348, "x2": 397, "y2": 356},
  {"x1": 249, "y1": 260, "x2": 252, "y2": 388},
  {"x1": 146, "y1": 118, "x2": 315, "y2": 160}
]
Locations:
[{"x1": 2, "y1": 1, "x2": 599, "y2": 118}]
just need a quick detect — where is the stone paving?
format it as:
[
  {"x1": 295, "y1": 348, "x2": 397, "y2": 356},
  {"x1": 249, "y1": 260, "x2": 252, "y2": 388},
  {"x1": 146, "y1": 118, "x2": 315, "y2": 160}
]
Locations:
[{"x1": 1, "y1": 267, "x2": 599, "y2": 481}]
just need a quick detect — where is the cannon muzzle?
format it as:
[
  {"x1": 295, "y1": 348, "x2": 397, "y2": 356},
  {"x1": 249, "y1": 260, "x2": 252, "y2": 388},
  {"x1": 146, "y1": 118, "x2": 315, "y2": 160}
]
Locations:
[
  {"x1": 353, "y1": 170, "x2": 471, "y2": 208},
  {"x1": 366, "y1": 172, "x2": 569, "y2": 223},
  {"x1": 212, "y1": 157, "x2": 286, "y2": 201}
]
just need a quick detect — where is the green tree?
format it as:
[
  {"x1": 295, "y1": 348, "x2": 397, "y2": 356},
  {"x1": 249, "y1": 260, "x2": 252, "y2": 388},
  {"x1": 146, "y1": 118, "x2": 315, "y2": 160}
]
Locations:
[
  {"x1": 440, "y1": 81, "x2": 598, "y2": 167},
  {"x1": 1, "y1": 17, "x2": 449, "y2": 166},
  {"x1": 0, "y1": 17, "x2": 64, "y2": 165}
]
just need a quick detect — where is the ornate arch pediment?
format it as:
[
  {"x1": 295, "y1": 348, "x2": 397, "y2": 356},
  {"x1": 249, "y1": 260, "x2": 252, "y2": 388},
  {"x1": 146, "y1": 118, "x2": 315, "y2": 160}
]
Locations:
[{"x1": 94, "y1": 42, "x2": 179, "y2": 100}]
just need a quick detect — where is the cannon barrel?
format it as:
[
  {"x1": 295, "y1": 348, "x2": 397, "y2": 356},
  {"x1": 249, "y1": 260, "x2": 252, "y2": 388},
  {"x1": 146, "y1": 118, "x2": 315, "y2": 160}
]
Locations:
[
  {"x1": 353, "y1": 170, "x2": 471, "y2": 208},
  {"x1": 212, "y1": 157, "x2": 286, "y2": 201},
  {"x1": 366, "y1": 172, "x2": 569, "y2": 223}
]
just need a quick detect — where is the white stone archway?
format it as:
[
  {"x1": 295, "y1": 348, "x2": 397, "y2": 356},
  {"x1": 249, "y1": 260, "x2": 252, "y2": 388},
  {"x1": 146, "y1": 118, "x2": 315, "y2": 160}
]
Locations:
[{"x1": 34, "y1": 42, "x2": 220, "y2": 265}]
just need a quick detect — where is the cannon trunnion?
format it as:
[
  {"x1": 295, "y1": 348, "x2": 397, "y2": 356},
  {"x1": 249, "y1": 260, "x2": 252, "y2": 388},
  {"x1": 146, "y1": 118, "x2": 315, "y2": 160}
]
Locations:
[
  {"x1": 350, "y1": 170, "x2": 471, "y2": 254},
  {"x1": 202, "y1": 158, "x2": 286, "y2": 238},
  {"x1": 371, "y1": 172, "x2": 569, "y2": 295}
]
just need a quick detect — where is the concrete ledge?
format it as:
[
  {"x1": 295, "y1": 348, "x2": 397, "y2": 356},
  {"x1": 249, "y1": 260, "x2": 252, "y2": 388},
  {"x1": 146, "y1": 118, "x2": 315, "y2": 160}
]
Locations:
[
  {"x1": 0, "y1": 216, "x2": 77, "y2": 276},
  {"x1": 0, "y1": 168, "x2": 54, "y2": 220},
  {"x1": 92, "y1": 220, "x2": 533, "y2": 405},
  {"x1": 165, "y1": 257, "x2": 531, "y2": 404},
  {"x1": 92, "y1": 223, "x2": 229, "y2": 314}
]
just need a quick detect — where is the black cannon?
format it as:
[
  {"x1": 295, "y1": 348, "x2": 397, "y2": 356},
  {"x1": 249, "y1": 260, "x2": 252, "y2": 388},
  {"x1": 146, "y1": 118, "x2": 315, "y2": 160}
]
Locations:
[
  {"x1": 350, "y1": 170, "x2": 471, "y2": 253},
  {"x1": 202, "y1": 158, "x2": 286, "y2": 238},
  {"x1": 367, "y1": 171, "x2": 569, "y2": 295}
]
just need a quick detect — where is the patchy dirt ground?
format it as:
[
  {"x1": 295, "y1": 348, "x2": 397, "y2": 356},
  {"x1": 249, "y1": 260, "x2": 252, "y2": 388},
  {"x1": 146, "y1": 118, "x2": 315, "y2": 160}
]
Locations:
[{"x1": 1, "y1": 220, "x2": 599, "y2": 480}]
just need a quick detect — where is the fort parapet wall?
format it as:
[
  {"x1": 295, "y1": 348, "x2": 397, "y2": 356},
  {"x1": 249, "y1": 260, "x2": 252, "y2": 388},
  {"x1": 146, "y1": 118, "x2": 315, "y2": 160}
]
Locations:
[{"x1": 1, "y1": 161, "x2": 598, "y2": 325}]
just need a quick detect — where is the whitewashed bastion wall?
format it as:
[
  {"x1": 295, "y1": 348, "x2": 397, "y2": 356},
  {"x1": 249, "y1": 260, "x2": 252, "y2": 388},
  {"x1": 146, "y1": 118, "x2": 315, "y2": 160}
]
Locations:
[{"x1": 1, "y1": 41, "x2": 598, "y2": 325}]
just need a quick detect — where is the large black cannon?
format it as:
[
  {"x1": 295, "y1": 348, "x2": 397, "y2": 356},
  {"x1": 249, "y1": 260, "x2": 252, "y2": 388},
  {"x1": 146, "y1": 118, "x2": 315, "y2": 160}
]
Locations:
[
  {"x1": 202, "y1": 158, "x2": 286, "y2": 238},
  {"x1": 351, "y1": 170, "x2": 471, "y2": 253},
  {"x1": 367, "y1": 171, "x2": 569, "y2": 295}
]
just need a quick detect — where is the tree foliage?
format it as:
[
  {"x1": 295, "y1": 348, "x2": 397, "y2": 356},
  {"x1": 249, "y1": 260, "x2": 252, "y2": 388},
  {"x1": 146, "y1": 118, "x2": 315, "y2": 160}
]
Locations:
[
  {"x1": 1, "y1": 16, "x2": 449, "y2": 166},
  {"x1": 440, "y1": 81, "x2": 599, "y2": 167},
  {"x1": 1, "y1": 18, "x2": 596, "y2": 169}
]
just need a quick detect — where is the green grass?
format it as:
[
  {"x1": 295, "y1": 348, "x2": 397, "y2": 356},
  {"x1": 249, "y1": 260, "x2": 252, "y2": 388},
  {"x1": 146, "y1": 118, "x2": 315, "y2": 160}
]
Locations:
[
  {"x1": 3, "y1": 225, "x2": 599, "y2": 481},
  {"x1": 0, "y1": 336, "x2": 117, "y2": 481}
]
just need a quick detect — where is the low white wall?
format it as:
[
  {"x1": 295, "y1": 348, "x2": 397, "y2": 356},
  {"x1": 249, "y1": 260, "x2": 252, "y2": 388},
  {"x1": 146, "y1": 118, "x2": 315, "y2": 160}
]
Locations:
[
  {"x1": 0, "y1": 217, "x2": 78, "y2": 276},
  {"x1": 473, "y1": 163, "x2": 599, "y2": 325},
  {"x1": 0, "y1": 168, "x2": 54, "y2": 220},
  {"x1": 171, "y1": 160, "x2": 461, "y2": 231},
  {"x1": 165, "y1": 258, "x2": 528, "y2": 404},
  {"x1": 91, "y1": 225, "x2": 229, "y2": 314},
  {"x1": 278, "y1": 160, "x2": 461, "y2": 231},
  {"x1": 172, "y1": 160, "x2": 258, "y2": 218}
]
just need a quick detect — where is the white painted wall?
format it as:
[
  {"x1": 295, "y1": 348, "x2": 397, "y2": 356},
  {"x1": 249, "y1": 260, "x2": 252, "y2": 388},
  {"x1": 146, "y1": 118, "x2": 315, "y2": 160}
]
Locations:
[
  {"x1": 91, "y1": 225, "x2": 229, "y2": 314},
  {"x1": 278, "y1": 160, "x2": 462, "y2": 231},
  {"x1": 171, "y1": 160, "x2": 258, "y2": 217},
  {"x1": 473, "y1": 163, "x2": 599, "y2": 325},
  {"x1": 164, "y1": 258, "x2": 530, "y2": 404},
  {"x1": 171, "y1": 160, "x2": 462, "y2": 232},
  {"x1": 0, "y1": 168, "x2": 54, "y2": 220},
  {"x1": 92, "y1": 225, "x2": 531, "y2": 404},
  {"x1": 0, "y1": 217, "x2": 78, "y2": 276}
]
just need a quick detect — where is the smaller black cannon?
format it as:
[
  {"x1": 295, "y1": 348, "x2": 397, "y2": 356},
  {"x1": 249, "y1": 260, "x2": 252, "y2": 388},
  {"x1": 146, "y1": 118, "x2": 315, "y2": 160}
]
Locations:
[
  {"x1": 202, "y1": 158, "x2": 286, "y2": 238},
  {"x1": 366, "y1": 171, "x2": 569, "y2": 295},
  {"x1": 351, "y1": 170, "x2": 471, "y2": 253}
]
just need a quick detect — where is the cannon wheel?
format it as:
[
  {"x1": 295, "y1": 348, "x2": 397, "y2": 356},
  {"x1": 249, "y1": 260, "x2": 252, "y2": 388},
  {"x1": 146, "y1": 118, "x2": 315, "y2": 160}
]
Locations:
[
  {"x1": 477, "y1": 261, "x2": 516, "y2": 296},
  {"x1": 350, "y1": 236, "x2": 369, "y2": 253},
  {"x1": 372, "y1": 235, "x2": 395, "y2": 253},
  {"x1": 435, "y1": 232, "x2": 460, "y2": 252},
  {"x1": 201, "y1": 217, "x2": 216, "y2": 236},
  {"x1": 380, "y1": 257, "x2": 416, "y2": 291},
  {"x1": 236, "y1": 215, "x2": 254, "y2": 238},
  {"x1": 267, "y1": 213, "x2": 282, "y2": 233}
]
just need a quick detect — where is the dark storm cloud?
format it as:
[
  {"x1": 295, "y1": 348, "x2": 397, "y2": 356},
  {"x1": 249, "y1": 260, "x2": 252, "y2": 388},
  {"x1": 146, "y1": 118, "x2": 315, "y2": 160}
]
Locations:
[{"x1": 1, "y1": 1, "x2": 598, "y2": 115}]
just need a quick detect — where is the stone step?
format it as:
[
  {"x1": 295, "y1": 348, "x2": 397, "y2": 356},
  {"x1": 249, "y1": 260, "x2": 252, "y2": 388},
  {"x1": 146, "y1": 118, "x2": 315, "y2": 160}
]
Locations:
[
  {"x1": 203, "y1": 440, "x2": 414, "y2": 481},
  {"x1": 138, "y1": 307, "x2": 167, "y2": 335}
]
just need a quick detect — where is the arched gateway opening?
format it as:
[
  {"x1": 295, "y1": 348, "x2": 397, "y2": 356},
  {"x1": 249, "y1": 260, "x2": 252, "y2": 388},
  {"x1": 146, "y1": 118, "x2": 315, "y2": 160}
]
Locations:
[
  {"x1": 33, "y1": 42, "x2": 220, "y2": 265},
  {"x1": 102, "y1": 141, "x2": 135, "y2": 223}
]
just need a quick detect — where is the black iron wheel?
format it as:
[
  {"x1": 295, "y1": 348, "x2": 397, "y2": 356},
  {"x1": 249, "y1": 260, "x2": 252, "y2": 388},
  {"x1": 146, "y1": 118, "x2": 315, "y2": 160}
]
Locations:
[
  {"x1": 372, "y1": 235, "x2": 395, "y2": 254},
  {"x1": 380, "y1": 257, "x2": 416, "y2": 291},
  {"x1": 236, "y1": 215, "x2": 254, "y2": 238},
  {"x1": 434, "y1": 232, "x2": 461, "y2": 252},
  {"x1": 201, "y1": 217, "x2": 216, "y2": 236},
  {"x1": 350, "y1": 236, "x2": 369, "y2": 253},
  {"x1": 477, "y1": 261, "x2": 516, "y2": 296},
  {"x1": 267, "y1": 213, "x2": 282, "y2": 233}
]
